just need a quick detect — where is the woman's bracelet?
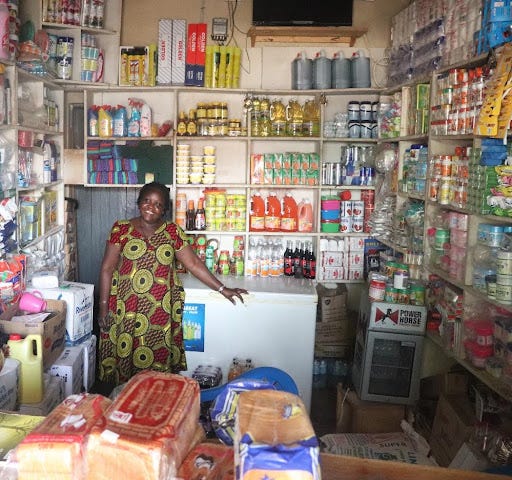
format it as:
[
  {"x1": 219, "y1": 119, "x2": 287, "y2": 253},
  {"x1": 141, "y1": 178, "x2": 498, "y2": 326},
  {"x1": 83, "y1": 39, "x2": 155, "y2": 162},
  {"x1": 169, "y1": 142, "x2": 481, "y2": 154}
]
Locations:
[{"x1": 217, "y1": 285, "x2": 226, "y2": 294}]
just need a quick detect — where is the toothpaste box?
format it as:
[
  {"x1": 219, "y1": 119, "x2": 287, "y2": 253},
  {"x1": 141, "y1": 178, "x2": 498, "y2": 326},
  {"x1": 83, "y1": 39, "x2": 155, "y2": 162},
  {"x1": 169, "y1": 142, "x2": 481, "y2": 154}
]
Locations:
[{"x1": 28, "y1": 282, "x2": 94, "y2": 345}]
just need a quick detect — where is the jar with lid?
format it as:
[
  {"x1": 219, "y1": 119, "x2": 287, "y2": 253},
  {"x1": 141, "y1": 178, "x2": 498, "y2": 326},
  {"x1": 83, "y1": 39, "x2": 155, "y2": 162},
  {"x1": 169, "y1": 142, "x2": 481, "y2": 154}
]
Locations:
[
  {"x1": 259, "y1": 97, "x2": 271, "y2": 137},
  {"x1": 250, "y1": 97, "x2": 261, "y2": 136}
]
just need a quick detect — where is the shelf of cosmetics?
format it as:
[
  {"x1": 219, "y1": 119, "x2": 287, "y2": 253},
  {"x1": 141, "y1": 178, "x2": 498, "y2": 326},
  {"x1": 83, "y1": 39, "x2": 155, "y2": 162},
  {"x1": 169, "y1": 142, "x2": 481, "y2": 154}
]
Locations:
[
  {"x1": 425, "y1": 277, "x2": 512, "y2": 386},
  {"x1": 174, "y1": 96, "x2": 379, "y2": 139},
  {"x1": 428, "y1": 208, "x2": 512, "y2": 308},
  {"x1": 380, "y1": 65, "x2": 486, "y2": 139},
  {"x1": 395, "y1": 142, "x2": 511, "y2": 217}
]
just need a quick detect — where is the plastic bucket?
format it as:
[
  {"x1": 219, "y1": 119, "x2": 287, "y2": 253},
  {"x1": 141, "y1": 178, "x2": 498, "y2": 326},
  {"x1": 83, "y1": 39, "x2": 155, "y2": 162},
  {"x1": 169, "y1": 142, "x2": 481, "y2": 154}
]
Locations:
[{"x1": 200, "y1": 366, "x2": 299, "y2": 403}]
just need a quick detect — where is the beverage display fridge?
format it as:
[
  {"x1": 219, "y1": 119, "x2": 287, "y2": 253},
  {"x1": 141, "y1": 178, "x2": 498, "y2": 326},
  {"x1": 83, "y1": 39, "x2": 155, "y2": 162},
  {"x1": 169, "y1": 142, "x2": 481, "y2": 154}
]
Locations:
[{"x1": 351, "y1": 289, "x2": 427, "y2": 405}]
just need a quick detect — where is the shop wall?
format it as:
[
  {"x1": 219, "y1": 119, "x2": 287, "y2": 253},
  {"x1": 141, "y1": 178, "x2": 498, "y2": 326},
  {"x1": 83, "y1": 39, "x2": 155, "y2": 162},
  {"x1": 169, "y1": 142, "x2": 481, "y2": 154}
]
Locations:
[
  {"x1": 120, "y1": 0, "x2": 408, "y2": 89},
  {"x1": 75, "y1": 0, "x2": 406, "y2": 292}
]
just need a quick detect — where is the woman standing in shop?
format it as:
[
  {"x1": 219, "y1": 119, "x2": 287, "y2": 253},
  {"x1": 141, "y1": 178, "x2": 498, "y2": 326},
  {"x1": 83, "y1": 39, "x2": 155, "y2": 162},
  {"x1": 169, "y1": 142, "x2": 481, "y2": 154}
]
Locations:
[{"x1": 97, "y1": 181, "x2": 247, "y2": 386}]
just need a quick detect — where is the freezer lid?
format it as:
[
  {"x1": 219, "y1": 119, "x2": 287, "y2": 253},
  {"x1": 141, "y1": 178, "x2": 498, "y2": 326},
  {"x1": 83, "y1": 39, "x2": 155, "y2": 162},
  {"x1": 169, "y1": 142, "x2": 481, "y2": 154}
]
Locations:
[{"x1": 180, "y1": 274, "x2": 318, "y2": 303}]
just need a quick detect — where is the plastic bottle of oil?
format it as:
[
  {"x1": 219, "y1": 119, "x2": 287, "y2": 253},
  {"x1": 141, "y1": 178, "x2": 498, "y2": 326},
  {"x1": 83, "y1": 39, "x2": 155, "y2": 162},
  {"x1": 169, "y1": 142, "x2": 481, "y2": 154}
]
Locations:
[{"x1": 7, "y1": 334, "x2": 43, "y2": 403}]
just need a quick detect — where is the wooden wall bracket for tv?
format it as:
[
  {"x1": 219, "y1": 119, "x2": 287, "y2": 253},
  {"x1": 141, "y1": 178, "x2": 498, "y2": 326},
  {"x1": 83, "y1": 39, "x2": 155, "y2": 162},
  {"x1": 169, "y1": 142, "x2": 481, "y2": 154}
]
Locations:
[{"x1": 247, "y1": 26, "x2": 367, "y2": 47}]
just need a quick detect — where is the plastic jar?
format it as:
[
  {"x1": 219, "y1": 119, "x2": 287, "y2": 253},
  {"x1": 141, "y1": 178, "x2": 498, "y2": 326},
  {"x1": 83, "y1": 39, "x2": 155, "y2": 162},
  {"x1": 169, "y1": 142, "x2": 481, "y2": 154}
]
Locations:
[
  {"x1": 359, "y1": 101, "x2": 372, "y2": 121},
  {"x1": 347, "y1": 101, "x2": 360, "y2": 121},
  {"x1": 474, "y1": 321, "x2": 494, "y2": 346},
  {"x1": 409, "y1": 282, "x2": 425, "y2": 306},
  {"x1": 497, "y1": 251, "x2": 512, "y2": 275},
  {"x1": 369, "y1": 275, "x2": 387, "y2": 301},
  {"x1": 348, "y1": 120, "x2": 360, "y2": 138},
  {"x1": 470, "y1": 343, "x2": 493, "y2": 369},
  {"x1": 496, "y1": 274, "x2": 512, "y2": 303}
]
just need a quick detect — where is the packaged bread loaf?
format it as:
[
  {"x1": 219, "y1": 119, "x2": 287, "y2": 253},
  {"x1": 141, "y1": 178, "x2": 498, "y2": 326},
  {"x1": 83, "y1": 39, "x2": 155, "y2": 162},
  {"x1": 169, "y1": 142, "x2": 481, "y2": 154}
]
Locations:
[
  {"x1": 177, "y1": 442, "x2": 234, "y2": 480},
  {"x1": 86, "y1": 370, "x2": 200, "y2": 480},
  {"x1": 235, "y1": 389, "x2": 321, "y2": 480},
  {"x1": 15, "y1": 393, "x2": 112, "y2": 480}
]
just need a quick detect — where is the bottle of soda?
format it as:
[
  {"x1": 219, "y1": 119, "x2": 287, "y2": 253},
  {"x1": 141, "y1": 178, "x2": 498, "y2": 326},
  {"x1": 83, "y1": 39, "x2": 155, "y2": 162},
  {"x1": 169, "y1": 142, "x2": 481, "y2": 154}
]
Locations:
[
  {"x1": 194, "y1": 198, "x2": 206, "y2": 230},
  {"x1": 308, "y1": 243, "x2": 316, "y2": 279},
  {"x1": 283, "y1": 240, "x2": 294, "y2": 276},
  {"x1": 294, "y1": 240, "x2": 304, "y2": 278},
  {"x1": 186, "y1": 200, "x2": 195, "y2": 231},
  {"x1": 301, "y1": 241, "x2": 309, "y2": 277}
]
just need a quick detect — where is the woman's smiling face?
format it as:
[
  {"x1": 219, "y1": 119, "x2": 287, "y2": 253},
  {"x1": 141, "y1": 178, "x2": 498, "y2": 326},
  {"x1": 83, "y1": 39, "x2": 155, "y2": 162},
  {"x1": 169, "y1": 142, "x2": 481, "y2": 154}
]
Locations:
[{"x1": 139, "y1": 189, "x2": 166, "y2": 223}]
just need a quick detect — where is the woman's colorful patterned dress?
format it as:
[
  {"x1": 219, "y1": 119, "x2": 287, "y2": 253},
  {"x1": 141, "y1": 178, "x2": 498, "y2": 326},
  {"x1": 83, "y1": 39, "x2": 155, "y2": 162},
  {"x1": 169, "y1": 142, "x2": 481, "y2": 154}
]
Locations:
[{"x1": 98, "y1": 220, "x2": 189, "y2": 385}]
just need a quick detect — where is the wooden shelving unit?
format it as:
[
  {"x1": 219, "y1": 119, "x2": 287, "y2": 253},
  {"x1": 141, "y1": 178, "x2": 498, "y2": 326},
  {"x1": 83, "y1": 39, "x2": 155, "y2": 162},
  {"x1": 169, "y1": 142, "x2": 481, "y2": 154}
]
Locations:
[{"x1": 247, "y1": 26, "x2": 367, "y2": 47}]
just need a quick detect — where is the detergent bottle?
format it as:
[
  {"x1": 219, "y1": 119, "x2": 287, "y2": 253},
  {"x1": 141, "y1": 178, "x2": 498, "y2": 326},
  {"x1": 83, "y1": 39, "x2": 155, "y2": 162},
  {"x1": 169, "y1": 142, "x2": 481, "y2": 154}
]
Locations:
[
  {"x1": 250, "y1": 192, "x2": 265, "y2": 231},
  {"x1": 281, "y1": 193, "x2": 298, "y2": 232},
  {"x1": 265, "y1": 192, "x2": 281, "y2": 232},
  {"x1": 7, "y1": 334, "x2": 43, "y2": 403},
  {"x1": 298, "y1": 198, "x2": 313, "y2": 232}
]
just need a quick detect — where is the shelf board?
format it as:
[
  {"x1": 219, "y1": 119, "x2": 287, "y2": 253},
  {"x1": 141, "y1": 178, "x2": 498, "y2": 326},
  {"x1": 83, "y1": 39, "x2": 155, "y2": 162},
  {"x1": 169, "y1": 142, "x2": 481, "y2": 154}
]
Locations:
[
  {"x1": 247, "y1": 26, "x2": 367, "y2": 47},
  {"x1": 426, "y1": 332, "x2": 512, "y2": 401}
]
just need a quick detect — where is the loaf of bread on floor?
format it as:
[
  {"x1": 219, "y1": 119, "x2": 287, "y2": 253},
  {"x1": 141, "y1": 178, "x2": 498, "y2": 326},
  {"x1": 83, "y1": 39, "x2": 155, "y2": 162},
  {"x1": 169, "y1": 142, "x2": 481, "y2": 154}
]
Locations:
[
  {"x1": 15, "y1": 393, "x2": 112, "y2": 480},
  {"x1": 235, "y1": 389, "x2": 321, "y2": 480},
  {"x1": 86, "y1": 370, "x2": 200, "y2": 480},
  {"x1": 177, "y1": 441, "x2": 234, "y2": 480}
]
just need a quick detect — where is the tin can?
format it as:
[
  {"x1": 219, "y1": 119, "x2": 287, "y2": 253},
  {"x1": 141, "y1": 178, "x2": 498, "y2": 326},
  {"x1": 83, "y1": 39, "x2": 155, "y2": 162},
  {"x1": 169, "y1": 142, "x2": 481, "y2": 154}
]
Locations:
[{"x1": 352, "y1": 200, "x2": 364, "y2": 217}]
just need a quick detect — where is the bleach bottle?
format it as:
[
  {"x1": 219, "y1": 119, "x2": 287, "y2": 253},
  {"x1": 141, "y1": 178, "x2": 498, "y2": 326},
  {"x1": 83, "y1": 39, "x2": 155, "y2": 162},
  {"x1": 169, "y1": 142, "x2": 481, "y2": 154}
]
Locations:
[
  {"x1": 291, "y1": 51, "x2": 313, "y2": 90},
  {"x1": 332, "y1": 51, "x2": 351, "y2": 88},
  {"x1": 7, "y1": 333, "x2": 43, "y2": 403},
  {"x1": 312, "y1": 50, "x2": 331, "y2": 89},
  {"x1": 351, "y1": 50, "x2": 371, "y2": 88}
]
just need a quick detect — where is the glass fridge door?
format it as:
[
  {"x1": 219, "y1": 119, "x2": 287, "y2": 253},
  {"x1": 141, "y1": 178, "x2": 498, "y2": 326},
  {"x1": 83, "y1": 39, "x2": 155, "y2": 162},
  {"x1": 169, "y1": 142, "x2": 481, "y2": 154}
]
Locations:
[{"x1": 359, "y1": 331, "x2": 424, "y2": 404}]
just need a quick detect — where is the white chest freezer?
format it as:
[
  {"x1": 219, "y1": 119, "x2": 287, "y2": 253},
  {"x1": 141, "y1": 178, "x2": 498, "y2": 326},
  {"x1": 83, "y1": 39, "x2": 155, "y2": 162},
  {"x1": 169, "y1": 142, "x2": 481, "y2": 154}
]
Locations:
[{"x1": 180, "y1": 274, "x2": 318, "y2": 411}]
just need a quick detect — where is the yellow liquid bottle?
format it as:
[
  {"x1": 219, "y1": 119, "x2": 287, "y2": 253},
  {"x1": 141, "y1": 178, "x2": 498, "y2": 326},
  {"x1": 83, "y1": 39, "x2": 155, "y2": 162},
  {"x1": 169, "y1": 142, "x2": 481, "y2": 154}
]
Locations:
[{"x1": 7, "y1": 333, "x2": 43, "y2": 404}]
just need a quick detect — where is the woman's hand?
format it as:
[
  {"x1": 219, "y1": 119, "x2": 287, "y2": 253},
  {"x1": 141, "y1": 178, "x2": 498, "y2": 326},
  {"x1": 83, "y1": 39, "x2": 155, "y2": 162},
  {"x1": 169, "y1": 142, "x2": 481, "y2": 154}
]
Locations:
[
  {"x1": 98, "y1": 312, "x2": 113, "y2": 331},
  {"x1": 219, "y1": 286, "x2": 248, "y2": 305}
]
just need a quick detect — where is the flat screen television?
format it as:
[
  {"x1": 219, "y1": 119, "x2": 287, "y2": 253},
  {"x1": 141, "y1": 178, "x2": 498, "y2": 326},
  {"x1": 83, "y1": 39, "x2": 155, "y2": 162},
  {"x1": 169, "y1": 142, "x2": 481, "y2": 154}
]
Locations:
[{"x1": 252, "y1": 0, "x2": 353, "y2": 27}]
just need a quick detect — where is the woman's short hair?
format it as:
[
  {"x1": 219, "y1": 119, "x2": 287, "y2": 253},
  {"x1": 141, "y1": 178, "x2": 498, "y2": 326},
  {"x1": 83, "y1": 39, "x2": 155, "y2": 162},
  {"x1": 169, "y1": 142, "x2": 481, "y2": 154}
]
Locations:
[{"x1": 137, "y1": 182, "x2": 171, "y2": 212}]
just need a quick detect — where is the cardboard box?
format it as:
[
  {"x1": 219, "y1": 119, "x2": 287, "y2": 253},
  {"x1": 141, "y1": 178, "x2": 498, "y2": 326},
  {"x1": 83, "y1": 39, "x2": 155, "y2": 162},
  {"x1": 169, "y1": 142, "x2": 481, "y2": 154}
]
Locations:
[
  {"x1": 429, "y1": 394, "x2": 476, "y2": 467},
  {"x1": 82, "y1": 334, "x2": 97, "y2": 392},
  {"x1": 28, "y1": 281, "x2": 94, "y2": 345},
  {"x1": 420, "y1": 371, "x2": 469, "y2": 400},
  {"x1": 316, "y1": 283, "x2": 347, "y2": 322},
  {"x1": 19, "y1": 374, "x2": 64, "y2": 416},
  {"x1": 314, "y1": 343, "x2": 353, "y2": 359},
  {"x1": 336, "y1": 384, "x2": 406, "y2": 433},
  {"x1": 49, "y1": 344, "x2": 84, "y2": 398},
  {"x1": 157, "y1": 18, "x2": 173, "y2": 84},
  {"x1": 0, "y1": 299, "x2": 66, "y2": 369},
  {"x1": 185, "y1": 22, "x2": 197, "y2": 86},
  {"x1": 315, "y1": 318, "x2": 356, "y2": 345},
  {"x1": 171, "y1": 19, "x2": 186, "y2": 85},
  {"x1": 194, "y1": 22, "x2": 207, "y2": 86}
]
